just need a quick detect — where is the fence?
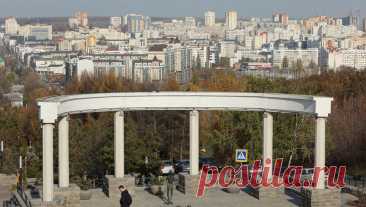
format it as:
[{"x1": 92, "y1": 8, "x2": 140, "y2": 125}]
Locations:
[{"x1": 345, "y1": 176, "x2": 366, "y2": 193}]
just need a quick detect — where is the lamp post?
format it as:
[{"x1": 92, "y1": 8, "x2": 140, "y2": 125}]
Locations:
[
  {"x1": 21, "y1": 142, "x2": 38, "y2": 191},
  {"x1": 0, "y1": 140, "x2": 3, "y2": 169},
  {"x1": 19, "y1": 155, "x2": 23, "y2": 191}
]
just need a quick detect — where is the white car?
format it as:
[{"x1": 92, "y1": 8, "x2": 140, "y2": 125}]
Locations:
[{"x1": 161, "y1": 160, "x2": 175, "y2": 174}]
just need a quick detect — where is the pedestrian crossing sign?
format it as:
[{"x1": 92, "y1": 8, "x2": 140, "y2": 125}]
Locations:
[{"x1": 235, "y1": 149, "x2": 248, "y2": 163}]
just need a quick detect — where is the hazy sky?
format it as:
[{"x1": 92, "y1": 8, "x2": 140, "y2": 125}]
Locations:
[{"x1": 0, "y1": 0, "x2": 365, "y2": 18}]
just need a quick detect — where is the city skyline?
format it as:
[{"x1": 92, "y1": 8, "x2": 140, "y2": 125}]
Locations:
[{"x1": 0, "y1": 0, "x2": 365, "y2": 18}]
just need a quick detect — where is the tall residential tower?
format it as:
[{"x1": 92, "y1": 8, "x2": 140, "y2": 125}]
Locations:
[
  {"x1": 225, "y1": 10, "x2": 238, "y2": 30},
  {"x1": 205, "y1": 11, "x2": 216, "y2": 26}
]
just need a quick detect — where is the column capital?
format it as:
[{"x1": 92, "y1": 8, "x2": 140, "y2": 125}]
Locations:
[
  {"x1": 190, "y1": 110, "x2": 199, "y2": 116},
  {"x1": 116, "y1": 110, "x2": 125, "y2": 117},
  {"x1": 59, "y1": 115, "x2": 70, "y2": 121},
  {"x1": 41, "y1": 123, "x2": 55, "y2": 128},
  {"x1": 38, "y1": 102, "x2": 59, "y2": 124},
  {"x1": 263, "y1": 112, "x2": 273, "y2": 118}
]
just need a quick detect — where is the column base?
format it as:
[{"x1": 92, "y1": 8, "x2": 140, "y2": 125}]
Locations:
[
  {"x1": 30, "y1": 184, "x2": 80, "y2": 207},
  {"x1": 105, "y1": 175, "x2": 135, "y2": 199},
  {"x1": 302, "y1": 188, "x2": 341, "y2": 207},
  {"x1": 247, "y1": 186, "x2": 285, "y2": 200},
  {"x1": 54, "y1": 184, "x2": 81, "y2": 207},
  {"x1": 259, "y1": 187, "x2": 285, "y2": 200},
  {"x1": 177, "y1": 173, "x2": 200, "y2": 196}
]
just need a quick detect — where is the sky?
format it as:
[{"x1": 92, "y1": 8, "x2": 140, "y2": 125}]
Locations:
[{"x1": 0, "y1": 0, "x2": 365, "y2": 18}]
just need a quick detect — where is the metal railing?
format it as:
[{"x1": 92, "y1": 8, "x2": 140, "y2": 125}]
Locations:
[
  {"x1": 345, "y1": 176, "x2": 366, "y2": 192},
  {"x1": 16, "y1": 186, "x2": 32, "y2": 207}
]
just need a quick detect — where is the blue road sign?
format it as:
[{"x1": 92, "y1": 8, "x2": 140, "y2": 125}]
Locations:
[{"x1": 235, "y1": 149, "x2": 248, "y2": 163}]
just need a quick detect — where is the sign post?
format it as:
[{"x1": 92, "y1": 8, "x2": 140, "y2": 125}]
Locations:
[{"x1": 235, "y1": 149, "x2": 248, "y2": 163}]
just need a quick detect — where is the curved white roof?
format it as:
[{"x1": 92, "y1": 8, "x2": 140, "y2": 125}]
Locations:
[{"x1": 38, "y1": 92, "x2": 333, "y2": 123}]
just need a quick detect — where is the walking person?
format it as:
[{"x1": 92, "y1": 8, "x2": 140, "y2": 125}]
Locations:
[
  {"x1": 119, "y1": 185, "x2": 132, "y2": 207},
  {"x1": 166, "y1": 170, "x2": 174, "y2": 205}
]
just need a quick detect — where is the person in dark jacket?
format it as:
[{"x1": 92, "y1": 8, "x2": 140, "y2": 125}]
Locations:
[
  {"x1": 166, "y1": 170, "x2": 174, "y2": 205},
  {"x1": 119, "y1": 185, "x2": 132, "y2": 207}
]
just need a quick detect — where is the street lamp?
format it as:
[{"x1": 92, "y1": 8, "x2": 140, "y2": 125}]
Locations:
[
  {"x1": 19, "y1": 155, "x2": 23, "y2": 169},
  {"x1": 0, "y1": 140, "x2": 4, "y2": 169},
  {"x1": 18, "y1": 155, "x2": 23, "y2": 191},
  {"x1": 21, "y1": 142, "x2": 39, "y2": 191}
]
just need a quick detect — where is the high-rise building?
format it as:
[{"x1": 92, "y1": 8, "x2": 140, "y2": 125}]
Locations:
[
  {"x1": 273, "y1": 12, "x2": 289, "y2": 25},
  {"x1": 144, "y1": 16, "x2": 151, "y2": 30},
  {"x1": 125, "y1": 14, "x2": 146, "y2": 33},
  {"x1": 336, "y1": 18, "x2": 343, "y2": 26},
  {"x1": 185, "y1": 17, "x2": 196, "y2": 27},
  {"x1": 29, "y1": 25, "x2": 53, "y2": 40},
  {"x1": 164, "y1": 44, "x2": 191, "y2": 83},
  {"x1": 68, "y1": 18, "x2": 79, "y2": 29},
  {"x1": 77, "y1": 12, "x2": 89, "y2": 28},
  {"x1": 363, "y1": 18, "x2": 366, "y2": 32},
  {"x1": 110, "y1": 16, "x2": 122, "y2": 29},
  {"x1": 342, "y1": 16, "x2": 358, "y2": 27},
  {"x1": 280, "y1": 13, "x2": 289, "y2": 25},
  {"x1": 68, "y1": 12, "x2": 88, "y2": 29},
  {"x1": 225, "y1": 10, "x2": 238, "y2": 30},
  {"x1": 190, "y1": 45, "x2": 210, "y2": 68},
  {"x1": 5, "y1": 17, "x2": 19, "y2": 35},
  {"x1": 205, "y1": 11, "x2": 216, "y2": 26},
  {"x1": 273, "y1": 13, "x2": 281, "y2": 23}
]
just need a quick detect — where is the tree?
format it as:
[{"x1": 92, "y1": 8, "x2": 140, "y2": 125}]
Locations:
[
  {"x1": 219, "y1": 57, "x2": 231, "y2": 67},
  {"x1": 295, "y1": 59, "x2": 304, "y2": 78},
  {"x1": 196, "y1": 55, "x2": 202, "y2": 69},
  {"x1": 308, "y1": 60, "x2": 317, "y2": 70}
]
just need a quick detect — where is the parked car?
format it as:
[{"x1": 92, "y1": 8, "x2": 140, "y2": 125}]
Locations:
[
  {"x1": 288, "y1": 168, "x2": 314, "y2": 188},
  {"x1": 200, "y1": 158, "x2": 221, "y2": 174},
  {"x1": 160, "y1": 160, "x2": 175, "y2": 175},
  {"x1": 301, "y1": 168, "x2": 314, "y2": 182},
  {"x1": 175, "y1": 160, "x2": 190, "y2": 173},
  {"x1": 199, "y1": 157, "x2": 217, "y2": 168}
]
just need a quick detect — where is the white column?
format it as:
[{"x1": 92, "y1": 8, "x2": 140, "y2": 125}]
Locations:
[
  {"x1": 58, "y1": 116, "x2": 69, "y2": 188},
  {"x1": 42, "y1": 124, "x2": 54, "y2": 202},
  {"x1": 114, "y1": 111, "x2": 124, "y2": 178},
  {"x1": 190, "y1": 110, "x2": 199, "y2": 175},
  {"x1": 315, "y1": 117, "x2": 326, "y2": 189},
  {"x1": 263, "y1": 112, "x2": 273, "y2": 178}
]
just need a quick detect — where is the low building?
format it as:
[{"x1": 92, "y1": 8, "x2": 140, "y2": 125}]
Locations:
[
  {"x1": 327, "y1": 49, "x2": 366, "y2": 70},
  {"x1": 3, "y1": 92, "x2": 23, "y2": 107},
  {"x1": 132, "y1": 59, "x2": 165, "y2": 83},
  {"x1": 219, "y1": 40, "x2": 236, "y2": 58},
  {"x1": 65, "y1": 57, "x2": 94, "y2": 81},
  {"x1": 240, "y1": 62, "x2": 273, "y2": 70},
  {"x1": 94, "y1": 60, "x2": 128, "y2": 78},
  {"x1": 33, "y1": 57, "x2": 65, "y2": 76},
  {"x1": 272, "y1": 48, "x2": 319, "y2": 69}
]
